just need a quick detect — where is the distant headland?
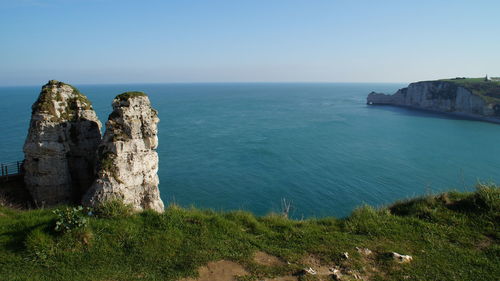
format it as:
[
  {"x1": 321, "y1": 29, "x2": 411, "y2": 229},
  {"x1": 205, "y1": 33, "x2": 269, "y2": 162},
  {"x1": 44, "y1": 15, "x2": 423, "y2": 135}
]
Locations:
[{"x1": 367, "y1": 77, "x2": 500, "y2": 123}]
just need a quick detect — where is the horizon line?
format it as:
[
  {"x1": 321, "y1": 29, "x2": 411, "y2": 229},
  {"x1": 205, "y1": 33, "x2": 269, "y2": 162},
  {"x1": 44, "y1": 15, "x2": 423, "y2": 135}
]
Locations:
[{"x1": 1, "y1": 81, "x2": 410, "y2": 87}]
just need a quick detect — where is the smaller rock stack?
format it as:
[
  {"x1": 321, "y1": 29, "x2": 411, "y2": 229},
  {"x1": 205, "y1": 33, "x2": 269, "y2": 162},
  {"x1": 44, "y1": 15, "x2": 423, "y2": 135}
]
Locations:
[
  {"x1": 23, "y1": 80, "x2": 102, "y2": 206},
  {"x1": 83, "y1": 92, "x2": 164, "y2": 212}
]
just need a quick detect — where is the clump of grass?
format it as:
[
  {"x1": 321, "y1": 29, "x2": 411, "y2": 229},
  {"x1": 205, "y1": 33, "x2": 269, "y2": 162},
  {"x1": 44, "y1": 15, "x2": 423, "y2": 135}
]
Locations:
[
  {"x1": 471, "y1": 183, "x2": 500, "y2": 213},
  {"x1": 93, "y1": 199, "x2": 134, "y2": 219},
  {"x1": 344, "y1": 205, "x2": 393, "y2": 236},
  {"x1": 24, "y1": 227, "x2": 56, "y2": 265}
]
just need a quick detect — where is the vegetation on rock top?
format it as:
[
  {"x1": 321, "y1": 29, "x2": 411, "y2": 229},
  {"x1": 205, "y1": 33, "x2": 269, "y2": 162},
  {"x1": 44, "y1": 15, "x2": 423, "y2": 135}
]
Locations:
[
  {"x1": 116, "y1": 91, "x2": 147, "y2": 101},
  {"x1": 0, "y1": 184, "x2": 498, "y2": 281},
  {"x1": 33, "y1": 80, "x2": 93, "y2": 121}
]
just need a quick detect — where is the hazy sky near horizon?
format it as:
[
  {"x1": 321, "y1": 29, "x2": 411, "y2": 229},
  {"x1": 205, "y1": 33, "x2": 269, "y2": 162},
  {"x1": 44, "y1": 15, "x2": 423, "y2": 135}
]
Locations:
[{"x1": 1, "y1": 0, "x2": 499, "y2": 86}]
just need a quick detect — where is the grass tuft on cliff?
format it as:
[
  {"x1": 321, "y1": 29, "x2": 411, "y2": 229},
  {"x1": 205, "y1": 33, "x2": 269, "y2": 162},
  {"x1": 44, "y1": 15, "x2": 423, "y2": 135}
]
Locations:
[
  {"x1": 116, "y1": 91, "x2": 147, "y2": 101},
  {"x1": 0, "y1": 184, "x2": 499, "y2": 281},
  {"x1": 33, "y1": 80, "x2": 93, "y2": 119}
]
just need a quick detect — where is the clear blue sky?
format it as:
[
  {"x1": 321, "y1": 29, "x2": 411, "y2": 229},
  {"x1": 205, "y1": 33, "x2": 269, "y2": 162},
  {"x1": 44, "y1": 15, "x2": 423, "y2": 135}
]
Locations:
[{"x1": 1, "y1": 0, "x2": 499, "y2": 85}]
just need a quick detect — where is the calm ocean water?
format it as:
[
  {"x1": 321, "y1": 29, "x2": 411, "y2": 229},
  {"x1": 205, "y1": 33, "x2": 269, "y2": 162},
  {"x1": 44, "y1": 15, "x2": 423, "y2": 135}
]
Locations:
[{"x1": 1, "y1": 83, "x2": 499, "y2": 217}]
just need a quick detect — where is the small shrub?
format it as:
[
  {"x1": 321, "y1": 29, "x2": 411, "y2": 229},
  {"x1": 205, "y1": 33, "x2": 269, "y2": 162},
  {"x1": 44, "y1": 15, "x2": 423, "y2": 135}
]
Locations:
[
  {"x1": 53, "y1": 206, "x2": 89, "y2": 233},
  {"x1": 93, "y1": 199, "x2": 134, "y2": 218},
  {"x1": 56, "y1": 228, "x2": 94, "y2": 251}
]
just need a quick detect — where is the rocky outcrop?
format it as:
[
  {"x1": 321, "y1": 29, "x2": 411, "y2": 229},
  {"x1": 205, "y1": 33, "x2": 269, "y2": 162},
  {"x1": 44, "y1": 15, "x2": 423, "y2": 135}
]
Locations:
[
  {"x1": 83, "y1": 92, "x2": 164, "y2": 212},
  {"x1": 367, "y1": 81, "x2": 500, "y2": 122},
  {"x1": 392, "y1": 252, "x2": 413, "y2": 263},
  {"x1": 23, "y1": 80, "x2": 102, "y2": 206},
  {"x1": 23, "y1": 82, "x2": 165, "y2": 211}
]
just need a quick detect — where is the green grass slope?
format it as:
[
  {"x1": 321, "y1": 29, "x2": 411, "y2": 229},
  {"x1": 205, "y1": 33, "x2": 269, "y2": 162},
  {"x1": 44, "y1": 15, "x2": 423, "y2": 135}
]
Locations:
[{"x1": 0, "y1": 184, "x2": 499, "y2": 281}]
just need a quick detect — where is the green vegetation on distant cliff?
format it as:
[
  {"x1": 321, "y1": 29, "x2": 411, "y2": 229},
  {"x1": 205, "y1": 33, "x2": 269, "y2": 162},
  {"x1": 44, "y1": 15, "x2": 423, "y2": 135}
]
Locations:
[
  {"x1": 0, "y1": 184, "x2": 498, "y2": 281},
  {"x1": 116, "y1": 91, "x2": 147, "y2": 101},
  {"x1": 440, "y1": 77, "x2": 500, "y2": 104}
]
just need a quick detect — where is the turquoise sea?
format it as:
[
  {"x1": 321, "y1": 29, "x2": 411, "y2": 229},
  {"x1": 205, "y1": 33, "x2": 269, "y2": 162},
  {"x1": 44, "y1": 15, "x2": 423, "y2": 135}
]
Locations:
[{"x1": 1, "y1": 83, "x2": 499, "y2": 217}]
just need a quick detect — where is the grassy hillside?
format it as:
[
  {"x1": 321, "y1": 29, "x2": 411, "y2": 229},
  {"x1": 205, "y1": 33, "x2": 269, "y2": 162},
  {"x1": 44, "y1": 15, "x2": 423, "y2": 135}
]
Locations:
[
  {"x1": 439, "y1": 78, "x2": 500, "y2": 104},
  {"x1": 0, "y1": 184, "x2": 499, "y2": 281}
]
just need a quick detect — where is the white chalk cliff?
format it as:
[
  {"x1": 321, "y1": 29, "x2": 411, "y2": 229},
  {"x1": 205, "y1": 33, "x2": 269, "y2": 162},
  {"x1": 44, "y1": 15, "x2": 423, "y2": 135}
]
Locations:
[
  {"x1": 367, "y1": 81, "x2": 500, "y2": 122},
  {"x1": 83, "y1": 92, "x2": 164, "y2": 212},
  {"x1": 23, "y1": 80, "x2": 102, "y2": 206}
]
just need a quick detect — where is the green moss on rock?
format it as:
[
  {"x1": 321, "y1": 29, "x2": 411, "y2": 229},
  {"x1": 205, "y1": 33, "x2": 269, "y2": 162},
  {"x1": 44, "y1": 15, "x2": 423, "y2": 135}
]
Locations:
[
  {"x1": 32, "y1": 87, "x2": 57, "y2": 115},
  {"x1": 32, "y1": 80, "x2": 93, "y2": 121},
  {"x1": 99, "y1": 151, "x2": 122, "y2": 183},
  {"x1": 100, "y1": 152, "x2": 116, "y2": 172}
]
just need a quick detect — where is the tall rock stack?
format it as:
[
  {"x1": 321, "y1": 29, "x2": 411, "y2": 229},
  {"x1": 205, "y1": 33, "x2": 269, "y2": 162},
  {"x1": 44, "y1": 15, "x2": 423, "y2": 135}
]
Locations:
[
  {"x1": 83, "y1": 92, "x2": 164, "y2": 212},
  {"x1": 23, "y1": 80, "x2": 102, "y2": 206}
]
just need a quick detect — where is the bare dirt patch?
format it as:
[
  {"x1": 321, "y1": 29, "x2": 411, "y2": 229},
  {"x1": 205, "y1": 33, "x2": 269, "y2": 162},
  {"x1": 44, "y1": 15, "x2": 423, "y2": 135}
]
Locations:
[
  {"x1": 253, "y1": 251, "x2": 285, "y2": 266},
  {"x1": 179, "y1": 260, "x2": 249, "y2": 281},
  {"x1": 476, "y1": 236, "x2": 493, "y2": 250},
  {"x1": 300, "y1": 254, "x2": 334, "y2": 276},
  {"x1": 299, "y1": 253, "x2": 372, "y2": 281}
]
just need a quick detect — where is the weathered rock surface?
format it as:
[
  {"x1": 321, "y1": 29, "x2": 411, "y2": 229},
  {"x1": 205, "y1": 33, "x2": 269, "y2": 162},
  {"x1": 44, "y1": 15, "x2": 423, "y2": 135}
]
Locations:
[
  {"x1": 367, "y1": 81, "x2": 500, "y2": 122},
  {"x1": 23, "y1": 80, "x2": 102, "y2": 206},
  {"x1": 392, "y1": 252, "x2": 413, "y2": 263},
  {"x1": 83, "y1": 92, "x2": 164, "y2": 212}
]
